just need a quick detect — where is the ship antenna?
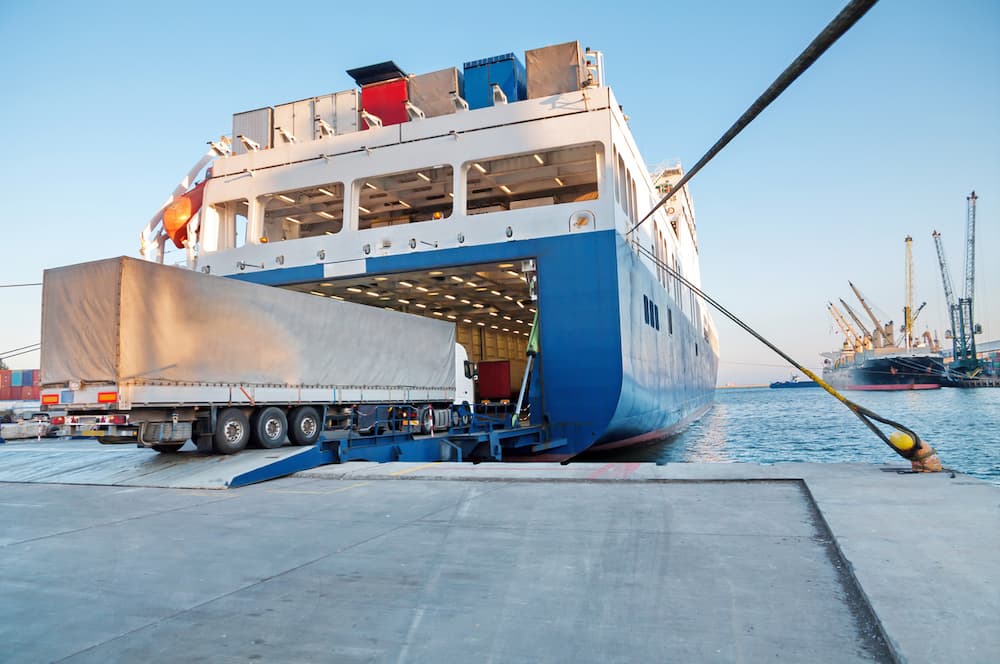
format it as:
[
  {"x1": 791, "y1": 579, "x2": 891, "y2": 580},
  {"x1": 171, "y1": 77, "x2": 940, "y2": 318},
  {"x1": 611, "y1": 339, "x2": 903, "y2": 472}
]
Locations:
[
  {"x1": 627, "y1": 0, "x2": 878, "y2": 236},
  {"x1": 635, "y1": 243, "x2": 943, "y2": 473}
]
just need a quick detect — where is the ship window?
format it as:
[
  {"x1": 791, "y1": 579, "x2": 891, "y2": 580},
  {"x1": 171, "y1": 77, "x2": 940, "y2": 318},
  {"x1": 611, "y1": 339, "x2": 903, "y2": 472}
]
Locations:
[
  {"x1": 357, "y1": 166, "x2": 453, "y2": 230},
  {"x1": 261, "y1": 183, "x2": 345, "y2": 243},
  {"x1": 465, "y1": 143, "x2": 601, "y2": 216},
  {"x1": 654, "y1": 305, "x2": 660, "y2": 331},
  {"x1": 668, "y1": 308, "x2": 673, "y2": 335},
  {"x1": 615, "y1": 154, "x2": 628, "y2": 209},
  {"x1": 209, "y1": 198, "x2": 249, "y2": 250},
  {"x1": 643, "y1": 294, "x2": 650, "y2": 325},
  {"x1": 612, "y1": 146, "x2": 620, "y2": 204}
]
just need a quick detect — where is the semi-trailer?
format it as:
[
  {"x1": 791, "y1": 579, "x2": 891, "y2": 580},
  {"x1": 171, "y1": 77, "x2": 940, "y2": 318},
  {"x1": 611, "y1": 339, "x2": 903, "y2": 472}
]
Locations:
[{"x1": 39, "y1": 257, "x2": 474, "y2": 454}]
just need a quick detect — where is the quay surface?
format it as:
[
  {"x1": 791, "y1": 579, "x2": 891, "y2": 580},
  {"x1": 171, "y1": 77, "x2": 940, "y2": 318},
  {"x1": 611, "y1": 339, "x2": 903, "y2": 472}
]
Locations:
[{"x1": 0, "y1": 454, "x2": 996, "y2": 663}]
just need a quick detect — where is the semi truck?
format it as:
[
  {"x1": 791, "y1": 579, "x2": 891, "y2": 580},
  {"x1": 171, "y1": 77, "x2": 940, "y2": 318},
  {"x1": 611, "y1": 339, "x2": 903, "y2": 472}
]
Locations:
[{"x1": 39, "y1": 257, "x2": 474, "y2": 454}]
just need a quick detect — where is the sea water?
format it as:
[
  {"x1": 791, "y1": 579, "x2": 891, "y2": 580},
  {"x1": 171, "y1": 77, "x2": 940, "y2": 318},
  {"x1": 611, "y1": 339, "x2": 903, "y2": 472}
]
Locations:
[{"x1": 590, "y1": 387, "x2": 1000, "y2": 484}]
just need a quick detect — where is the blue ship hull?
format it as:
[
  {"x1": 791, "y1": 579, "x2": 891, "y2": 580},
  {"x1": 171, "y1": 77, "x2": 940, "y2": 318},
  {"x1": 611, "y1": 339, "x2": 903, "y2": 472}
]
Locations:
[{"x1": 233, "y1": 229, "x2": 718, "y2": 458}]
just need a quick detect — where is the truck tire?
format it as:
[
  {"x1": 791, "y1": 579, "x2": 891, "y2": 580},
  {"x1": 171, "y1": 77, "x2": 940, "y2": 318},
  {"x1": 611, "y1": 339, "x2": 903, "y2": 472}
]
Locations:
[
  {"x1": 288, "y1": 406, "x2": 321, "y2": 446},
  {"x1": 213, "y1": 408, "x2": 250, "y2": 455},
  {"x1": 250, "y1": 407, "x2": 287, "y2": 449},
  {"x1": 152, "y1": 443, "x2": 184, "y2": 453},
  {"x1": 419, "y1": 406, "x2": 434, "y2": 434}
]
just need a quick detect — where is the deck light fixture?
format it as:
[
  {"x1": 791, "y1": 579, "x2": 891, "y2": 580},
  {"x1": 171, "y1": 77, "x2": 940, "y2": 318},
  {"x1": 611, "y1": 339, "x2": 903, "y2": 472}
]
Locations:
[
  {"x1": 416, "y1": 172, "x2": 431, "y2": 182},
  {"x1": 277, "y1": 194, "x2": 295, "y2": 203},
  {"x1": 533, "y1": 154, "x2": 544, "y2": 164},
  {"x1": 318, "y1": 187, "x2": 337, "y2": 197}
]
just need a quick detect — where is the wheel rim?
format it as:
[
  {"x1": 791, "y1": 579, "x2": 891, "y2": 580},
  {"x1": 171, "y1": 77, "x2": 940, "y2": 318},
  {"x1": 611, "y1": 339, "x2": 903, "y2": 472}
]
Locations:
[
  {"x1": 300, "y1": 417, "x2": 317, "y2": 438},
  {"x1": 264, "y1": 417, "x2": 282, "y2": 440},
  {"x1": 223, "y1": 420, "x2": 244, "y2": 444}
]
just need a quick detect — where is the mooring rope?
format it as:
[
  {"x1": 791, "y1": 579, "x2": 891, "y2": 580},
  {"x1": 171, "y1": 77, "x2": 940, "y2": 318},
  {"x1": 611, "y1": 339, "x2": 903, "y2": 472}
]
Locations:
[
  {"x1": 626, "y1": 0, "x2": 879, "y2": 237},
  {"x1": 634, "y1": 243, "x2": 940, "y2": 470}
]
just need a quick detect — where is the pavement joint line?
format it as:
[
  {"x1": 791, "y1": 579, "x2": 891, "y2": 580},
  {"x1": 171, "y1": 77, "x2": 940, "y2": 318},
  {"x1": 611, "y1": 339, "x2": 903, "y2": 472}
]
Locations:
[
  {"x1": 266, "y1": 481, "x2": 371, "y2": 495},
  {"x1": 796, "y1": 480, "x2": 900, "y2": 664},
  {"x1": 388, "y1": 462, "x2": 441, "y2": 476},
  {"x1": 0, "y1": 490, "x2": 239, "y2": 550}
]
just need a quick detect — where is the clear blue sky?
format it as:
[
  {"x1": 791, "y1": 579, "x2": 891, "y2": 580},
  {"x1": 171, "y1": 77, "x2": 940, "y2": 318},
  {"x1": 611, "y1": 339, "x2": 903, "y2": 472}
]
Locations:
[{"x1": 1, "y1": 0, "x2": 997, "y2": 385}]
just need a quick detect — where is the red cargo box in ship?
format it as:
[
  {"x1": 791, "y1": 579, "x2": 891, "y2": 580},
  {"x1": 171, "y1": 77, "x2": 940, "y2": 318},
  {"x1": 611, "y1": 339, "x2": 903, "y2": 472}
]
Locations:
[
  {"x1": 32, "y1": 369, "x2": 41, "y2": 386},
  {"x1": 477, "y1": 360, "x2": 512, "y2": 401},
  {"x1": 25, "y1": 386, "x2": 41, "y2": 400},
  {"x1": 0, "y1": 386, "x2": 11, "y2": 401},
  {"x1": 0, "y1": 369, "x2": 10, "y2": 389}
]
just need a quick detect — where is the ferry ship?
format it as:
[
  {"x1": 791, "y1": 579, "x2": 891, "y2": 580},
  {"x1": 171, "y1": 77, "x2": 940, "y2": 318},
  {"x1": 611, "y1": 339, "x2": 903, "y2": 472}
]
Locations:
[{"x1": 143, "y1": 41, "x2": 719, "y2": 458}]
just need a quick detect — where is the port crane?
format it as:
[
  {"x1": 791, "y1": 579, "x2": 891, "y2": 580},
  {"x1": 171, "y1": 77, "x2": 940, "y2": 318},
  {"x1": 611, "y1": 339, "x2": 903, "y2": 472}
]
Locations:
[
  {"x1": 932, "y1": 191, "x2": 981, "y2": 374},
  {"x1": 849, "y1": 281, "x2": 893, "y2": 348},
  {"x1": 828, "y1": 302, "x2": 864, "y2": 351},
  {"x1": 839, "y1": 299, "x2": 874, "y2": 349}
]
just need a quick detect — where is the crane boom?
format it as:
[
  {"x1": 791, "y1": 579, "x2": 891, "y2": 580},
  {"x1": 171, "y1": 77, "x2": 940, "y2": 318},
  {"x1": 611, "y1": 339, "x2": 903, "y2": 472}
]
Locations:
[
  {"x1": 849, "y1": 281, "x2": 891, "y2": 347},
  {"x1": 904, "y1": 235, "x2": 914, "y2": 349},
  {"x1": 932, "y1": 231, "x2": 956, "y2": 311},
  {"x1": 839, "y1": 298, "x2": 873, "y2": 346},
  {"x1": 964, "y1": 191, "x2": 977, "y2": 300},
  {"x1": 829, "y1": 302, "x2": 862, "y2": 351}
]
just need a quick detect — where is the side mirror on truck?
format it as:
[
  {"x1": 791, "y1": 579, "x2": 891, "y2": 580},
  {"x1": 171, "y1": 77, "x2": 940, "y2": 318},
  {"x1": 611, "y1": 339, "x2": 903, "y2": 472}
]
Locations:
[{"x1": 464, "y1": 360, "x2": 478, "y2": 381}]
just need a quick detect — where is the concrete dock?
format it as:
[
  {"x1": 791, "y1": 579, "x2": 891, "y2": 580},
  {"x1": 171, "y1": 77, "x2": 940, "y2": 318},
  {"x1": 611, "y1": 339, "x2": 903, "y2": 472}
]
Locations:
[{"x1": 0, "y1": 450, "x2": 996, "y2": 662}]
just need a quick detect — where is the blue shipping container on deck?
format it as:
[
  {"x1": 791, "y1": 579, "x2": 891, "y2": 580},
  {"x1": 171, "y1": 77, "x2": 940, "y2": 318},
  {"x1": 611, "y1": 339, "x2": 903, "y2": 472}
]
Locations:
[{"x1": 463, "y1": 53, "x2": 526, "y2": 110}]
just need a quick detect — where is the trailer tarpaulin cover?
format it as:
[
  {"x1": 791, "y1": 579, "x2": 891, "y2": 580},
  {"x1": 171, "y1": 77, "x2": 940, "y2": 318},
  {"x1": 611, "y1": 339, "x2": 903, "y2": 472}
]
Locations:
[{"x1": 41, "y1": 257, "x2": 456, "y2": 391}]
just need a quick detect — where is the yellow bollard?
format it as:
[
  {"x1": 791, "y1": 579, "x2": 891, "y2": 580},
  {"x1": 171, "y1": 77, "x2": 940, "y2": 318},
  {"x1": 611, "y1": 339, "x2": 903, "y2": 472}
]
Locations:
[{"x1": 889, "y1": 431, "x2": 942, "y2": 473}]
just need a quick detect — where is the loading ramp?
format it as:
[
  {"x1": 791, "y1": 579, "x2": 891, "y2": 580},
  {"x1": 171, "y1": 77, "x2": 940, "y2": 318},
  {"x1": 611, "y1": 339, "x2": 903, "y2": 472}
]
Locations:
[
  {"x1": 0, "y1": 439, "x2": 332, "y2": 490},
  {"x1": 0, "y1": 422, "x2": 556, "y2": 489}
]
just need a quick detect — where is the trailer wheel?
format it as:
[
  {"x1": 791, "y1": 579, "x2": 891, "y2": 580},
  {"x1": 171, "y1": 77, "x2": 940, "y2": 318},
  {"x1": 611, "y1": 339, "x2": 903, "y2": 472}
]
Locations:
[
  {"x1": 152, "y1": 443, "x2": 184, "y2": 453},
  {"x1": 250, "y1": 407, "x2": 287, "y2": 449},
  {"x1": 288, "y1": 406, "x2": 321, "y2": 445},
  {"x1": 213, "y1": 408, "x2": 249, "y2": 455},
  {"x1": 419, "y1": 406, "x2": 434, "y2": 434}
]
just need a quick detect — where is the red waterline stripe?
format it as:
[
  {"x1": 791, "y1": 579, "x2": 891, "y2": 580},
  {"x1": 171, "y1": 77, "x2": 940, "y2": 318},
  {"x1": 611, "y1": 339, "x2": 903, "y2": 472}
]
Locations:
[{"x1": 848, "y1": 383, "x2": 941, "y2": 391}]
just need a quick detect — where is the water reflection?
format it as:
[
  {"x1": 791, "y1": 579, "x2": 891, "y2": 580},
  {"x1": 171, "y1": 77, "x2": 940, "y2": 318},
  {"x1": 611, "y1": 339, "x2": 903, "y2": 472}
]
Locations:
[{"x1": 580, "y1": 388, "x2": 1000, "y2": 484}]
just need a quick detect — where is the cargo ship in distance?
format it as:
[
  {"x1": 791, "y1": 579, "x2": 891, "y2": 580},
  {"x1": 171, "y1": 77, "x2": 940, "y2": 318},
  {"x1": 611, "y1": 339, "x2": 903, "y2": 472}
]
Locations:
[
  {"x1": 141, "y1": 41, "x2": 719, "y2": 459},
  {"x1": 822, "y1": 237, "x2": 945, "y2": 391}
]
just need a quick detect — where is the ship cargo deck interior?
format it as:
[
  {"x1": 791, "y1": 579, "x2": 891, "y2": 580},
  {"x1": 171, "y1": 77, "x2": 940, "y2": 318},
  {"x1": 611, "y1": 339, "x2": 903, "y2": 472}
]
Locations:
[{"x1": 285, "y1": 260, "x2": 537, "y2": 400}]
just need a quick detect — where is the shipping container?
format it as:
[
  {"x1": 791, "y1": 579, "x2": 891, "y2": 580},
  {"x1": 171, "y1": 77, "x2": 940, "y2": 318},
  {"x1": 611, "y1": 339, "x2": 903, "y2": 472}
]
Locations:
[
  {"x1": 0, "y1": 386, "x2": 11, "y2": 401},
  {"x1": 11, "y1": 370, "x2": 22, "y2": 387},
  {"x1": 32, "y1": 369, "x2": 41, "y2": 386},
  {"x1": 346, "y1": 62, "x2": 410, "y2": 129},
  {"x1": 313, "y1": 90, "x2": 360, "y2": 136},
  {"x1": 525, "y1": 41, "x2": 585, "y2": 99},
  {"x1": 408, "y1": 67, "x2": 464, "y2": 118},
  {"x1": 231, "y1": 107, "x2": 273, "y2": 155},
  {"x1": 0, "y1": 369, "x2": 10, "y2": 389},
  {"x1": 360, "y1": 79, "x2": 409, "y2": 128},
  {"x1": 463, "y1": 53, "x2": 526, "y2": 110}
]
